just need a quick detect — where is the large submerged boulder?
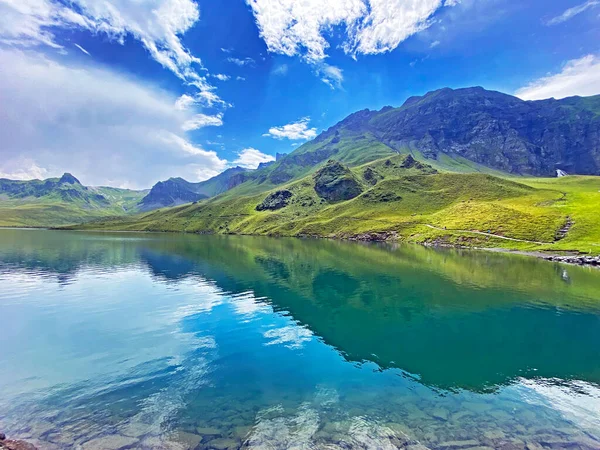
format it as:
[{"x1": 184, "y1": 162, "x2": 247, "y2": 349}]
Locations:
[
  {"x1": 256, "y1": 190, "x2": 293, "y2": 211},
  {"x1": 313, "y1": 160, "x2": 363, "y2": 202}
]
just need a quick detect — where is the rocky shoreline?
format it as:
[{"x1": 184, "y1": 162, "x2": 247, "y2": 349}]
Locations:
[
  {"x1": 0, "y1": 433, "x2": 37, "y2": 450},
  {"x1": 540, "y1": 254, "x2": 600, "y2": 266}
]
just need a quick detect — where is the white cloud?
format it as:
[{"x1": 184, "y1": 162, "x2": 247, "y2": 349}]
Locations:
[
  {"x1": 227, "y1": 56, "x2": 255, "y2": 66},
  {"x1": 319, "y1": 63, "x2": 344, "y2": 89},
  {"x1": 182, "y1": 113, "x2": 224, "y2": 131},
  {"x1": 236, "y1": 76, "x2": 246, "y2": 81},
  {"x1": 213, "y1": 73, "x2": 230, "y2": 81},
  {"x1": 546, "y1": 1, "x2": 599, "y2": 25},
  {"x1": 74, "y1": 43, "x2": 91, "y2": 55},
  {"x1": 515, "y1": 54, "x2": 600, "y2": 101},
  {"x1": 175, "y1": 93, "x2": 196, "y2": 110},
  {"x1": 273, "y1": 64, "x2": 288, "y2": 75},
  {"x1": 0, "y1": 0, "x2": 226, "y2": 108},
  {"x1": 175, "y1": 91, "x2": 230, "y2": 110},
  {"x1": 430, "y1": 40, "x2": 440, "y2": 48},
  {"x1": 233, "y1": 148, "x2": 275, "y2": 169},
  {"x1": 0, "y1": 48, "x2": 227, "y2": 188},
  {"x1": 246, "y1": 0, "x2": 454, "y2": 62},
  {"x1": 0, "y1": 158, "x2": 48, "y2": 180},
  {"x1": 263, "y1": 117, "x2": 318, "y2": 140}
]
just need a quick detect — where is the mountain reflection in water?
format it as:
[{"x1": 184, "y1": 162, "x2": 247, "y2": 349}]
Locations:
[{"x1": 0, "y1": 229, "x2": 599, "y2": 449}]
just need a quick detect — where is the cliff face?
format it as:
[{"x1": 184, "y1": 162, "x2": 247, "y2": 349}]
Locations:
[{"x1": 306, "y1": 87, "x2": 600, "y2": 176}]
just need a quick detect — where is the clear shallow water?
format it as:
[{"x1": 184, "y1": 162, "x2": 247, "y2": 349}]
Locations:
[{"x1": 1, "y1": 230, "x2": 600, "y2": 449}]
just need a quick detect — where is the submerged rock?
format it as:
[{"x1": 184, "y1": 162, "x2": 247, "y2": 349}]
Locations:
[
  {"x1": 206, "y1": 437, "x2": 240, "y2": 449},
  {"x1": 0, "y1": 436, "x2": 38, "y2": 450},
  {"x1": 431, "y1": 407, "x2": 450, "y2": 421},
  {"x1": 80, "y1": 434, "x2": 138, "y2": 450}
]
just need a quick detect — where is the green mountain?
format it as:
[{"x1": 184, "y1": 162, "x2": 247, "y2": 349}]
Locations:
[
  {"x1": 0, "y1": 173, "x2": 147, "y2": 227},
  {"x1": 68, "y1": 154, "x2": 600, "y2": 255},
  {"x1": 253, "y1": 87, "x2": 600, "y2": 188},
  {"x1": 139, "y1": 166, "x2": 249, "y2": 210}
]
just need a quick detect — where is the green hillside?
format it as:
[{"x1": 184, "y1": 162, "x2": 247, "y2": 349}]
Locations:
[
  {"x1": 67, "y1": 155, "x2": 600, "y2": 255},
  {"x1": 0, "y1": 173, "x2": 147, "y2": 227}
]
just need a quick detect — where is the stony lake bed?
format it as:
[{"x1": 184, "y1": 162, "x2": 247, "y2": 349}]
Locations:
[{"x1": 1, "y1": 229, "x2": 600, "y2": 450}]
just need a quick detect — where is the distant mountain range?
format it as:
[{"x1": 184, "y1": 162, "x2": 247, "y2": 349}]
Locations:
[
  {"x1": 142, "y1": 87, "x2": 600, "y2": 207},
  {"x1": 0, "y1": 173, "x2": 147, "y2": 227},
  {"x1": 3, "y1": 86, "x2": 600, "y2": 229},
  {"x1": 139, "y1": 166, "x2": 249, "y2": 210}
]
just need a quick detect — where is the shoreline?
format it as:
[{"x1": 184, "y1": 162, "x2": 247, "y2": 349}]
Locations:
[{"x1": 9, "y1": 226, "x2": 600, "y2": 268}]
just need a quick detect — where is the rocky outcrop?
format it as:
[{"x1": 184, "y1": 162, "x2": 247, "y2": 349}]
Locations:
[
  {"x1": 313, "y1": 160, "x2": 363, "y2": 202},
  {"x1": 256, "y1": 190, "x2": 293, "y2": 211}
]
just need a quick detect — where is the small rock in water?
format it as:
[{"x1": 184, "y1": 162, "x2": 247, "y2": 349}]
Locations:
[
  {"x1": 171, "y1": 431, "x2": 202, "y2": 449},
  {"x1": 431, "y1": 407, "x2": 450, "y2": 421},
  {"x1": 437, "y1": 439, "x2": 481, "y2": 449},
  {"x1": 196, "y1": 426, "x2": 221, "y2": 436},
  {"x1": 0, "y1": 439, "x2": 38, "y2": 450},
  {"x1": 81, "y1": 434, "x2": 138, "y2": 450},
  {"x1": 0, "y1": 434, "x2": 5, "y2": 441},
  {"x1": 206, "y1": 437, "x2": 240, "y2": 449},
  {"x1": 483, "y1": 430, "x2": 505, "y2": 440}
]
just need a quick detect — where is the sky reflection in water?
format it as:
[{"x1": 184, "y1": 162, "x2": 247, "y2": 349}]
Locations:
[{"x1": 0, "y1": 229, "x2": 600, "y2": 449}]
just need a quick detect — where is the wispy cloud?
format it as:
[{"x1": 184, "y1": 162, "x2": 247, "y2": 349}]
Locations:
[
  {"x1": 74, "y1": 43, "x2": 91, "y2": 56},
  {"x1": 318, "y1": 63, "x2": 344, "y2": 89},
  {"x1": 0, "y1": 0, "x2": 227, "y2": 110},
  {"x1": 182, "y1": 113, "x2": 224, "y2": 131},
  {"x1": 263, "y1": 117, "x2": 317, "y2": 140},
  {"x1": 546, "y1": 1, "x2": 599, "y2": 25},
  {"x1": 233, "y1": 148, "x2": 275, "y2": 169},
  {"x1": 273, "y1": 64, "x2": 288, "y2": 75},
  {"x1": 227, "y1": 57, "x2": 255, "y2": 66},
  {"x1": 515, "y1": 54, "x2": 600, "y2": 100},
  {"x1": 212, "y1": 73, "x2": 230, "y2": 81}
]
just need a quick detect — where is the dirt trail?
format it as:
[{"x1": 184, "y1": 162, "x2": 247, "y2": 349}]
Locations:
[{"x1": 424, "y1": 224, "x2": 548, "y2": 245}]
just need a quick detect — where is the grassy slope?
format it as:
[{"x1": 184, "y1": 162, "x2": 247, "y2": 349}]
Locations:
[
  {"x1": 67, "y1": 155, "x2": 600, "y2": 255},
  {"x1": 0, "y1": 187, "x2": 147, "y2": 227}
]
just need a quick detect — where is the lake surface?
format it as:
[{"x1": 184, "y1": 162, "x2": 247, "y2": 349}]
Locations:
[{"x1": 1, "y1": 229, "x2": 600, "y2": 450}]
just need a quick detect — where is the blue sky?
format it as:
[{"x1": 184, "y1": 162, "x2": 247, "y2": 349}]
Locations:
[{"x1": 0, "y1": 0, "x2": 599, "y2": 188}]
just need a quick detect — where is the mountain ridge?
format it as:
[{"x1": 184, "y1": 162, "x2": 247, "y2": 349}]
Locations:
[
  {"x1": 0, "y1": 173, "x2": 148, "y2": 227},
  {"x1": 250, "y1": 87, "x2": 600, "y2": 189}
]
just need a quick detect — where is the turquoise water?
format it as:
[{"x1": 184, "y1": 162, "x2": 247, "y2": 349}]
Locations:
[{"x1": 1, "y1": 229, "x2": 600, "y2": 449}]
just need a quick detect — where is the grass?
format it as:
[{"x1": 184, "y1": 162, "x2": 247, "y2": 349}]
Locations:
[
  {"x1": 0, "y1": 188, "x2": 146, "y2": 227},
  {"x1": 66, "y1": 155, "x2": 600, "y2": 256}
]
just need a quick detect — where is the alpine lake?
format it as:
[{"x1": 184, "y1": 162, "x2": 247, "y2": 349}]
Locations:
[{"x1": 1, "y1": 229, "x2": 600, "y2": 450}]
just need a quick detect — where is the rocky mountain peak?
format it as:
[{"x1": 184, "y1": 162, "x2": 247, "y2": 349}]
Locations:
[{"x1": 59, "y1": 173, "x2": 81, "y2": 185}]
